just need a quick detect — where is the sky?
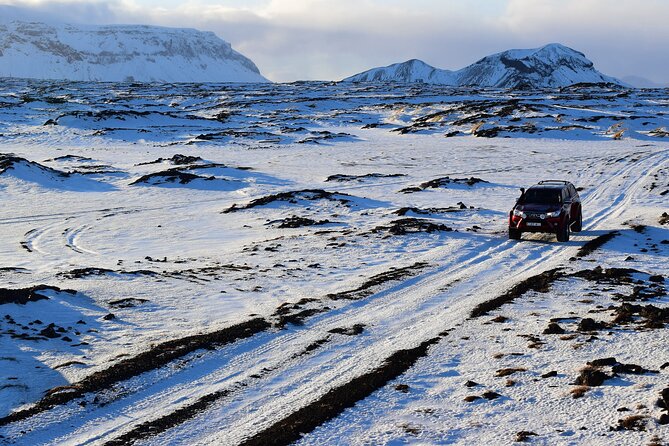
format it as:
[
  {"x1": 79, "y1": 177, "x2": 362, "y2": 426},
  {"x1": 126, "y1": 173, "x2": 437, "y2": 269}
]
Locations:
[{"x1": 1, "y1": 0, "x2": 668, "y2": 84}]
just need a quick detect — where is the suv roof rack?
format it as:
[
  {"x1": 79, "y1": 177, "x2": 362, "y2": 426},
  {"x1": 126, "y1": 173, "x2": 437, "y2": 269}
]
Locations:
[{"x1": 537, "y1": 180, "x2": 570, "y2": 185}]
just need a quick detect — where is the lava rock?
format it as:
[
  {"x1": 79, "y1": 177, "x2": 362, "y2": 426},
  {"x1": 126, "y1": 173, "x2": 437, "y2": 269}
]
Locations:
[
  {"x1": 39, "y1": 324, "x2": 60, "y2": 339},
  {"x1": 543, "y1": 322, "x2": 565, "y2": 334},
  {"x1": 575, "y1": 367, "x2": 611, "y2": 386}
]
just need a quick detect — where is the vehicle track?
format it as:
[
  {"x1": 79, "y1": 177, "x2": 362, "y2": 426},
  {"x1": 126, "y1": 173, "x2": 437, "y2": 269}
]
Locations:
[
  {"x1": 64, "y1": 225, "x2": 98, "y2": 255},
  {"x1": 137, "y1": 148, "x2": 669, "y2": 445},
  {"x1": 2, "y1": 149, "x2": 666, "y2": 446}
]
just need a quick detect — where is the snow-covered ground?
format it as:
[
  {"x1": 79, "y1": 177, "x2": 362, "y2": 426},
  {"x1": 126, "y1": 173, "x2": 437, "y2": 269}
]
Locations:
[{"x1": 0, "y1": 81, "x2": 667, "y2": 445}]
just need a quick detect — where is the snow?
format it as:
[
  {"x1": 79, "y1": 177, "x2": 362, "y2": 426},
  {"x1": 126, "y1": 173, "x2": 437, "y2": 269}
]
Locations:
[
  {"x1": 0, "y1": 19, "x2": 268, "y2": 83},
  {"x1": 342, "y1": 59, "x2": 456, "y2": 84},
  {"x1": 0, "y1": 80, "x2": 667, "y2": 445},
  {"x1": 343, "y1": 43, "x2": 624, "y2": 88}
]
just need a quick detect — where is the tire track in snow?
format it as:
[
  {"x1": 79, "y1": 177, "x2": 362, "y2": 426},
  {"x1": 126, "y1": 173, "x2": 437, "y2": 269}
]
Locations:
[
  {"x1": 155, "y1": 148, "x2": 669, "y2": 445},
  {"x1": 64, "y1": 225, "x2": 98, "y2": 255},
  {"x1": 3, "y1": 149, "x2": 667, "y2": 446}
]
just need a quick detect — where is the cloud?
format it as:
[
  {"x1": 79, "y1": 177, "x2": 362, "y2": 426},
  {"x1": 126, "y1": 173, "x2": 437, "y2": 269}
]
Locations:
[{"x1": 2, "y1": 0, "x2": 668, "y2": 83}]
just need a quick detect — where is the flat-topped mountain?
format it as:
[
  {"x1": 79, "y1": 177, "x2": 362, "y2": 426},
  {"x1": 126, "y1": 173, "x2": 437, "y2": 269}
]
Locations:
[
  {"x1": 343, "y1": 43, "x2": 623, "y2": 88},
  {"x1": 0, "y1": 19, "x2": 269, "y2": 83}
]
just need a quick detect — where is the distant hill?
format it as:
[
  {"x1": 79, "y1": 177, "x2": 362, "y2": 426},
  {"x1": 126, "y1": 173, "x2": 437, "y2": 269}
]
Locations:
[
  {"x1": 0, "y1": 18, "x2": 269, "y2": 83},
  {"x1": 341, "y1": 59, "x2": 456, "y2": 84},
  {"x1": 343, "y1": 43, "x2": 624, "y2": 88}
]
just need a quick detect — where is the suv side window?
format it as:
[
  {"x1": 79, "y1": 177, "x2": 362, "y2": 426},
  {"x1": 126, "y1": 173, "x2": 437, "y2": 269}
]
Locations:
[
  {"x1": 561, "y1": 188, "x2": 570, "y2": 202},
  {"x1": 569, "y1": 185, "x2": 578, "y2": 200}
]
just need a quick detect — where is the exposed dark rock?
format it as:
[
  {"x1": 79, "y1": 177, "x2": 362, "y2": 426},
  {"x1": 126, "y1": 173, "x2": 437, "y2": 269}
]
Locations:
[
  {"x1": 612, "y1": 363, "x2": 657, "y2": 375},
  {"x1": 108, "y1": 298, "x2": 149, "y2": 308},
  {"x1": 541, "y1": 371, "x2": 558, "y2": 378},
  {"x1": 136, "y1": 154, "x2": 204, "y2": 166},
  {"x1": 297, "y1": 131, "x2": 353, "y2": 144},
  {"x1": 400, "y1": 176, "x2": 489, "y2": 193},
  {"x1": 60, "y1": 267, "x2": 159, "y2": 279},
  {"x1": 657, "y1": 387, "x2": 669, "y2": 411},
  {"x1": 482, "y1": 391, "x2": 501, "y2": 400},
  {"x1": 612, "y1": 302, "x2": 669, "y2": 328},
  {"x1": 574, "y1": 366, "x2": 611, "y2": 386},
  {"x1": 587, "y1": 357, "x2": 617, "y2": 367},
  {"x1": 393, "y1": 204, "x2": 471, "y2": 216},
  {"x1": 276, "y1": 308, "x2": 324, "y2": 327},
  {"x1": 325, "y1": 173, "x2": 405, "y2": 182},
  {"x1": 0, "y1": 285, "x2": 75, "y2": 305},
  {"x1": 577, "y1": 318, "x2": 607, "y2": 332},
  {"x1": 464, "y1": 380, "x2": 479, "y2": 387},
  {"x1": 328, "y1": 324, "x2": 365, "y2": 336},
  {"x1": 39, "y1": 324, "x2": 60, "y2": 339},
  {"x1": 47, "y1": 155, "x2": 93, "y2": 162},
  {"x1": 371, "y1": 218, "x2": 453, "y2": 235},
  {"x1": 222, "y1": 189, "x2": 353, "y2": 213},
  {"x1": 515, "y1": 431, "x2": 538, "y2": 442},
  {"x1": 659, "y1": 212, "x2": 669, "y2": 225},
  {"x1": 130, "y1": 168, "x2": 212, "y2": 185},
  {"x1": 1, "y1": 153, "x2": 70, "y2": 177},
  {"x1": 394, "y1": 384, "x2": 410, "y2": 393},
  {"x1": 268, "y1": 216, "x2": 332, "y2": 229},
  {"x1": 543, "y1": 322, "x2": 565, "y2": 334},
  {"x1": 614, "y1": 415, "x2": 647, "y2": 431},
  {"x1": 576, "y1": 231, "x2": 620, "y2": 257},
  {"x1": 495, "y1": 368, "x2": 527, "y2": 377},
  {"x1": 649, "y1": 275, "x2": 665, "y2": 283}
]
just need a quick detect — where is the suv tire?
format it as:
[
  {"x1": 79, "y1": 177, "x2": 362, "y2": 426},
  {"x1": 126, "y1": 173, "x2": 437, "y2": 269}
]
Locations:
[
  {"x1": 509, "y1": 228, "x2": 521, "y2": 240},
  {"x1": 571, "y1": 209, "x2": 582, "y2": 232},
  {"x1": 556, "y1": 222, "x2": 570, "y2": 242}
]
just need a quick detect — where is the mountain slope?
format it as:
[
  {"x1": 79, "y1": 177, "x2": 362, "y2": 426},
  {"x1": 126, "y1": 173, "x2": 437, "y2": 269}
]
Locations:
[
  {"x1": 342, "y1": 59, "x2": 455, "y2": 84},
  {"x1": 342, "y1": 44, "x2": 623, "y2": 88},
  {"x1": 455, "y1": 43, "x2": 622, "y2": 88},
  {"x1": 0, "y1": 19, "x2": 269, "y2": 83}
]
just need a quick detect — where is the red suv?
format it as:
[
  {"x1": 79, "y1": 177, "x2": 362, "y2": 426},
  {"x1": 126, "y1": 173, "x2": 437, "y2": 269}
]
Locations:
[{"x1": 509, "y1": 180, "x2": 582, "y2": 242}]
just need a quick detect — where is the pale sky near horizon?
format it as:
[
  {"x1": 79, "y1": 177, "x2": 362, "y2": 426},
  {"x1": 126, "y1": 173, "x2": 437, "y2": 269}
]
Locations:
[{"x1": 2, "y1": 0, "x2": 668, "y2": 84}]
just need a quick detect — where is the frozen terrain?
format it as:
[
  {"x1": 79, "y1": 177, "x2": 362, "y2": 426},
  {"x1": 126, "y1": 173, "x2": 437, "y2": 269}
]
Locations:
[{"x1": 0, "y1": 80, "x2": 667, "y2": 445}]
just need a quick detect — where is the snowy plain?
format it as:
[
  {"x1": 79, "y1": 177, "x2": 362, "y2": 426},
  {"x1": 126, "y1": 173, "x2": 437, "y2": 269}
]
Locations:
[{"x1": 0, "y1": 80, "x2": 667, "y2": 445}]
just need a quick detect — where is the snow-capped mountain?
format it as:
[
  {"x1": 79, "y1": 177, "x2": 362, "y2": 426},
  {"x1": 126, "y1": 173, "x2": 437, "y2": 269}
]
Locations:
[
  {"x1": 343, "y1": 44, "x2": 623, "y2": 88},
  {"x1": 455, "y1": 44, "x2": 622, "y2": 88},
  {"x1": 342, "y1": 59, "x2": 455, "y2": 84},
  {"x1": 0, "y1": 19, "x2": 269, "y2": 83}
]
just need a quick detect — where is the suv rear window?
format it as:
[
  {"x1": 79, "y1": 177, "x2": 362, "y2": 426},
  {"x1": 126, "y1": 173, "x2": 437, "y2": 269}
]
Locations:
[{"x1": 521, "y1": 188, "x2": 562, "y2": 205}]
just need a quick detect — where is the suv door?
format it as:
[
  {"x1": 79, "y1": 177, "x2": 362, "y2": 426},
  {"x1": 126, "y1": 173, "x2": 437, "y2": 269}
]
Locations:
[
  {"x1": 560, "y1": 188, "x2": 572, "y2": 220},
  {"x1": 565, "y1": 185, "x2": 579, "y2": 222}
]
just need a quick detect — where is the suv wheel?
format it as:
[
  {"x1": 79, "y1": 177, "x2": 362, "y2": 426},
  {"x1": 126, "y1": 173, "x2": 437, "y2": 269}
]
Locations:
[
  {"x1": 556, "y1": 222, "x2": 570, "y2": 242},
  {"x1": 509, "y1": 228, "x2": 521, "y2": 240},
  {"x1": 571, "y1": 210, "x2": 583, "y2": 232}
]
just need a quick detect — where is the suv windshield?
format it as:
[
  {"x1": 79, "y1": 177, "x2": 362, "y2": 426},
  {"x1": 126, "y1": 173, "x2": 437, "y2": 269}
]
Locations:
[{"x1": 520, "y1": 188, "x2": 561, "y2": 205}]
